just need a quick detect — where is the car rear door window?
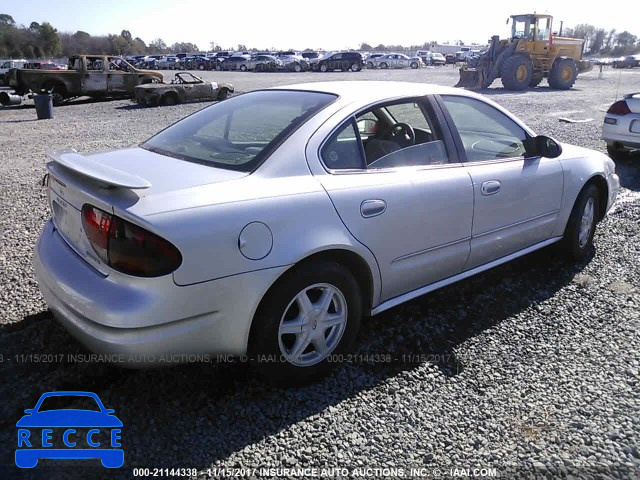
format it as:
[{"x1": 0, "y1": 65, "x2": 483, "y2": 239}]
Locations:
[
  {"x1": 321, "y1": 99, "x2": 449, "y2": 171},
  {"x1": 321, "y1": 120, "x2": 366, "y2": 170},
  {"x1": 441, "y1": 95, "x2": 527, "y2": 162}
]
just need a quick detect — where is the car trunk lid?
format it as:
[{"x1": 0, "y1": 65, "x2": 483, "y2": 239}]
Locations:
[
  {"x1": 45, "y1": 147, "x2": 247, "y2": 274},
  {"x1": 624, "y1": 92, "x2": 640, "y2": 113}
]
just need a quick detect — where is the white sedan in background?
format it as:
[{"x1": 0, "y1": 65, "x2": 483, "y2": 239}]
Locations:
[
  {"x1": 34, "y1": 82, "x2": 619, "y2": 384},
  {"x1": 602, "y1": 92, "x2": 640, "y2": 159}
]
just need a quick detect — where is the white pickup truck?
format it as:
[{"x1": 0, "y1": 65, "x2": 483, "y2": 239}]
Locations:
[{"x1": 0, "y1": 59, "x2": 27, "y2": 85}]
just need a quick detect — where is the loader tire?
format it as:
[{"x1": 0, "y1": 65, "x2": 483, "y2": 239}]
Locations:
[
  {"x1": 549, "y1": 57, "x2": 577, "y2": 90},
  {"x1": 501, "y1": 55, "x2": 532, "y2": 91}
]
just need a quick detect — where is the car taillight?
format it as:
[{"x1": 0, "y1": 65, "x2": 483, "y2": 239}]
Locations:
[
  {"x1": 607, "y1": 100, "x2": 631, "y2": 115},
  {"x1": 81, "y1": 205, "x2": 182, "y2": 277}
]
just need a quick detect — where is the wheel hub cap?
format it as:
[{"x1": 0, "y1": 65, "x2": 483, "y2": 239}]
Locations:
[{"x1": 277, "y1": 283, "x2": 348, "y2": 367}]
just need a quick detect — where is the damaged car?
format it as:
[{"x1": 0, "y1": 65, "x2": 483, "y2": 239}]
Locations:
[
  {"x1": 134, "y1": 72, "x2": 233, "y2": 106},
  {"x1": 34, "y1": 81, "x2": 618, "y2": 384}
]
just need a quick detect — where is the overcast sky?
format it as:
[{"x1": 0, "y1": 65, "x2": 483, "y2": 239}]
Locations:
[{"x1": 5, "y1": 0, "x2": 639, "y2": 50}]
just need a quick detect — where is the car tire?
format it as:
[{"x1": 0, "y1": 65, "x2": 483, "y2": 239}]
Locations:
[
  {"x1": 217, "y1": 88, "x2": 228, "y2": 101},
  {"x1": 562, "y1": 183, "x2": 600, "y2": 261},
  {"x1": 162, "y1": 93, "x2": 178, "y2": 106},
  {"x1": 548, "y1": 57, "x2": 578, "y2": 90},
  {"x1": 320, "y1": 63, "x2": 328, "y2": 72},
  {"x1": 380, "y1": 62, "x2": 388, "y2": 69},
  {"x1": 350, "y1": 63, "x2": 360, "y2": 72},
  {"x1": 410, "y1": 62, "x2": 418, "y2": 69},
  {"x1": 240, "y1": 64, "x2": 247, "y2": 71},
  {"x1": 606, "y1": 144, "x2": 629, "y2": 161},
  {"x1": 366, "y1": 62, "x2": 374, "y2": 69},
  {"x1": 249, "y1": 261, "x2": 362, "y2": 385},
  {"x1": 501, "y1": 54, "x2": 533, "y2": 91},
  {"x1": 43, "y1": 81, "x2": 66, "y2": 106},
  {"x1": 293, "y1": 63, "x2": 302, "y2": 72}
]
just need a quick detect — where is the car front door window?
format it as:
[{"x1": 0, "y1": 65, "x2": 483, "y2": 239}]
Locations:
[{"x1": 441, "y1": 95, "x2": 527, "y2": 162}]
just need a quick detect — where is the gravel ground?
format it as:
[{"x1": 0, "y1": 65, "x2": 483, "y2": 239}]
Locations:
[{"x1": 0, "y1": 67, "x2": 639, "y2": 480}]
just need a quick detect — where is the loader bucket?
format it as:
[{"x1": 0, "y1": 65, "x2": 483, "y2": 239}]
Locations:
[{"x1": 455, "y1": 68, "x2": 484, "y2": 90}]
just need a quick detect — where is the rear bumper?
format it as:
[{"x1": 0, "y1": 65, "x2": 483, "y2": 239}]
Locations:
[
  {"x1": 33, "y1": 220, "x2": 287, "y2": 364},
  {"x1": 602, "y1": 116, "x2": 640, "y2": 150}
]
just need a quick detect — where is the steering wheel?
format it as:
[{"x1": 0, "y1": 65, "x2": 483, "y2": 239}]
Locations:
[{"x1": 384, "y1": 122, "x2": 415, "y2": 147}]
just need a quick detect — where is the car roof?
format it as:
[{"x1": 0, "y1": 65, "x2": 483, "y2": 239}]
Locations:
[{"x1": 270, "y1": 81, "x2": 471, "y2": 103}]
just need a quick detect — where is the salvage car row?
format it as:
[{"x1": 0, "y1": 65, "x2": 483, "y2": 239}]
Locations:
[
  {"x1": 0, "y1": 54, "x2": 233, "y2": 108},
  {"x1": 128, "y1": 51, "x2": 451, "y2": 73},
  {"x1": 0, "y1": 51, "x2": 441, "y2": 109}
]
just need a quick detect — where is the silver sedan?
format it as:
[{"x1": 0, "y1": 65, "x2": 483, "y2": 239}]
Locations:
[
  {"x1": 239, "y1": 55, "x2": 283, "y2": 72},
  {"x1": 34, "y1": 81, "x2": 619, "y2": 384},
  {"x1": 371, "y1": 53, "x2": 422, "y2": 69}
]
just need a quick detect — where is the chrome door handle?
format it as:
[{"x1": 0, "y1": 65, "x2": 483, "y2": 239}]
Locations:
[
  {"x1": 481, "y1": 180, "x2": 501, "y2": 196},
  {"x1": 361, "y1": 199, "x2": 387, "y2": 218}
]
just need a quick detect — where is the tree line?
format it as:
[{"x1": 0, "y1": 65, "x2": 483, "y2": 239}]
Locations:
[
  {"x1": 1, "y1": 13, "x2": 638, "y2": 59},
  {"x1": 0, "y1": 14, "x2": 204, "y2": 58},
  {"x1": 564, "y1": 25, "x2": 639, "y2": 56}
]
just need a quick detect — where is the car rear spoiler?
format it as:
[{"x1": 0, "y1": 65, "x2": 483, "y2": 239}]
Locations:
[{"x1": 46, "y1": 149, "x2": 151, "y2": 189}]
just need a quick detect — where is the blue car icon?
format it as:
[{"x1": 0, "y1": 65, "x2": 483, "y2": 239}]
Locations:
[{"x1": 16, "y1": 391, "x2": 123, "y2": 468}]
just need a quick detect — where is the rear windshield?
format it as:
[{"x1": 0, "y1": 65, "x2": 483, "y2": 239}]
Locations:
[{"x1": 142, "y1": 90, "x2": 336, "y2": 172}]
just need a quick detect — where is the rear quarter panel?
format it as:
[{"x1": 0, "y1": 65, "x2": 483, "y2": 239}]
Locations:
[{"x1": 120, "y1": 175, "x2": 379, "y2": 294}]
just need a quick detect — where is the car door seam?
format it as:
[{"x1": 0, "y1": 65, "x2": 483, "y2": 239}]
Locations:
[
  {"x1": 472, "y1": 210, "x2": 560, "y2": 238},
  {"x1": 392, "y1": 236, "x2": 472, "y2": 263},
  {"x1": 315, "y1": 178, "x2": 384, "y2": 305}
]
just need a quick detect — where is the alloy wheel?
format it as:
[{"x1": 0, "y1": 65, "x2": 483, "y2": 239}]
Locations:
[{"x1": 277, "y1": 283, "x2": 348, "y2": 367}]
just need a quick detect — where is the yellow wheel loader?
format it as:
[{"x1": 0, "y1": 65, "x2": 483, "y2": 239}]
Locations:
[{"x1": 456, "y1": 14, "x2": 593, "y2": 91}]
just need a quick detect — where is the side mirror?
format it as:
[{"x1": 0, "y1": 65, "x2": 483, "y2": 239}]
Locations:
[
  {"x1": 524, "y1": 135, "x2": 562, "y2": 159},
  {"x1": 24, "y1": 409, "x2": 34, "y2": 414},
  {"x1": 104, "y1": 409, "x2": 115, "y2": 414},
  {"x1": 357, "y1": 119, "x2": 377, "y2": 135}
]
